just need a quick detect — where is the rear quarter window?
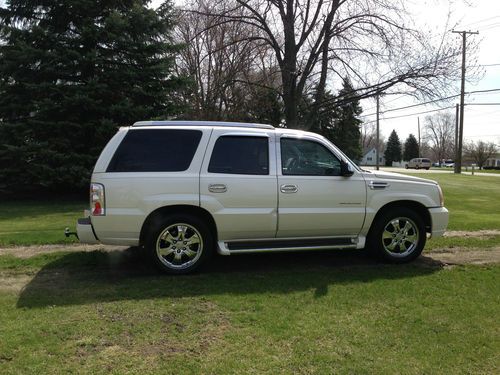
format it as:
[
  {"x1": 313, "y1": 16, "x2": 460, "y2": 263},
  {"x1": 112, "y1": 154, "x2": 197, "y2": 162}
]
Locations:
[{"x1": 106, "y1": 129, "x2": 202, "y2": 172}]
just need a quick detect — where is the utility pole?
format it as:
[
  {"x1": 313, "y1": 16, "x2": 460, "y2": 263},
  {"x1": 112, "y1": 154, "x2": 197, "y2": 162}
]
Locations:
[
  {"x1": 452, "y1": 29, "x2": 478, "y2": 173},
  {"x1": 417, "y1": 117, "x2": 421, "y2": 158},
  {"x1": 454, "y1": 103, "x2": 460, "y2": 173},
  {"x1": 376, "y1": 94, "x2": 380, "y2": 170}
]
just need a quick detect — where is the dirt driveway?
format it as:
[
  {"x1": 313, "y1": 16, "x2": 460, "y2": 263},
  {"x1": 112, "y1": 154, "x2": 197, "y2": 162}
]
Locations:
[{"x1": 1, "y1": 230, "x2": 499, "y2": 266}]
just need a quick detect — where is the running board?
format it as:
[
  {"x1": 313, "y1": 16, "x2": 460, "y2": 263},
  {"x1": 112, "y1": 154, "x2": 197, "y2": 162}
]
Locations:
[{"x1": 217, "y1": 236, "x2": 365, "y2": 255}]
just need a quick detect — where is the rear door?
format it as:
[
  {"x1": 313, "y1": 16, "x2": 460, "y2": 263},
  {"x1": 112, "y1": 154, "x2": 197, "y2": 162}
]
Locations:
[
  {"x1": 277, "y1": 134, "x2": 366, "y2": 238},
  {"x1": 200, "y1": 129, "x2": 278, "y2": 240}
]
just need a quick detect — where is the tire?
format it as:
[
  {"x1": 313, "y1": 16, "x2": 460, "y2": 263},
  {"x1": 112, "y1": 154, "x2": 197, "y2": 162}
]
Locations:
[
  {"x1": 145, "y1": 214, "x2": 213, "y2": 274},
  {"x1": 425, "y1": 167, "x2": 430, "y2": 170},
  {"x1": 405, "y1": 164, "x2": 409, "y2": 169},
  {"x1": 367, "y1": 207, "x2": 426, "y2": 263},
  {"x1": 415, "y1": 165, "x2": 420, "y2": 170}
]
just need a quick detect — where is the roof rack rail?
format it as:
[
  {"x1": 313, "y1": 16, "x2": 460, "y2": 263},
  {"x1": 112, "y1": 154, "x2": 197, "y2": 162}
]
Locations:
[{"x1": 132, "y1": 120, "x2": 274, "y2": 130}]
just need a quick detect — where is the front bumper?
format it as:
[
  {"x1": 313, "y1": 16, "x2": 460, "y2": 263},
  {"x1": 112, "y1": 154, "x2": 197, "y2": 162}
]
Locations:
[
  {"x1": 77, "y1": 217, "x2": 99, "y2": 244},
  {"x1": 429, "y1": 207, "x2": 449, "y2": 238}
]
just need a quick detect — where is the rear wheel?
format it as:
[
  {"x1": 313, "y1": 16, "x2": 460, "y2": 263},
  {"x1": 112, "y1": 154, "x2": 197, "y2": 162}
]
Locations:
[
  {"x1": 146, "y1": 214, "x2": 213, "y2": 274},
  {"x1": 367, "y1": 207, "x2": 426, "y2": 263}
]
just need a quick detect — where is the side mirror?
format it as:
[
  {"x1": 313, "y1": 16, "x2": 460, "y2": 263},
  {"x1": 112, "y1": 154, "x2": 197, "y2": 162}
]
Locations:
[{"x1": 340, "y1": 160, "x2": 354, "y2": 177}]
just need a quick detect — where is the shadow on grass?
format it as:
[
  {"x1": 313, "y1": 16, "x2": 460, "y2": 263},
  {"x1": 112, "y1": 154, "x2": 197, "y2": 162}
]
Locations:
[{"x1": 17, "y1": 247, "x2": 444, "y2": 308}]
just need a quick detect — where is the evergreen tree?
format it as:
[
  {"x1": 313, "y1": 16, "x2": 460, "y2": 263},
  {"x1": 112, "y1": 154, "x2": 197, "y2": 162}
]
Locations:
[
  {"x1": 403, "y1": 134, "x2": 419, "y2": 161},
  {"x1": 384, "y1": 129, "x2": 402, "y2": 166},
  {"x1": 309, "y1": 78, "x2": 363, "y2": 161},
  {"x1": 0, "y1": 0, "x2": 184, "y2": 194}
]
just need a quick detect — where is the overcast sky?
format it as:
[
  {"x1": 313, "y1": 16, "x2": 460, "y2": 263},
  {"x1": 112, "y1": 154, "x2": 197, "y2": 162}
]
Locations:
[
  {"x1": 1, "y1": 0, "x2": 498, "y2": 144},
  {"x1": 364, "y1": 0, "x2": 500, "y2": 145},
  {"x1": 161, "y1": 0, "x2": 500, "y2": 144}
]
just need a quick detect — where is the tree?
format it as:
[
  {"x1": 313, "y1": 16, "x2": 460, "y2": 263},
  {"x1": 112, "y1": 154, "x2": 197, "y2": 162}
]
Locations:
[
  {"x1": 0, "y1": 0, "x2": 184, "y2": 194},
  {"x1": 175, "y1": 0, "x2": 282, "y2": 124},
  {"x1": 384, "y1": 130, "x2": 402, "y2": 166},
  {"x1": 424, "y1": 111, "x2": 455, "y2": 163},
  {"x1": 320, "y1": 79, "x2": 362, "y2": 161},
  {"x1": 403, "y1": 134, "x2": 419, "y2": 161},
  {"x1": 463, "y1": 141, "x2": 498, "y2": 169},
  {"x1": 195, "y1": 0, "x2": 467, "y2": 129}
]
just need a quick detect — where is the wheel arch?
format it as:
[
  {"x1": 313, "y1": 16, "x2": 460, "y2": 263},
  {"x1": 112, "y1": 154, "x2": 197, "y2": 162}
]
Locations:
[
  {"x1": 139, "y1": 205, "x2": 218, "y2": 247},
  {"x1": 369, "y1": 200, "x2": 431, "y2": 235}
]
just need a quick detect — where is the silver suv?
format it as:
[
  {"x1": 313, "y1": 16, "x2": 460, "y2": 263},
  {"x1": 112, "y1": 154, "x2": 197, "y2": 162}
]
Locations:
[
  {"x1": 405, "y1": 158, "x2": 431, "y2": 170},
  {"x1": 77, "y1": 121, "x2": 448, "y2": 274}
]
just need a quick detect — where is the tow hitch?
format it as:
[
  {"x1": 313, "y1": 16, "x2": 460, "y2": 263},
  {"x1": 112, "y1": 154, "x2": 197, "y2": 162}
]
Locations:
[{"x1": 64, "y1": 227, "x2": 79, "y2": 240}]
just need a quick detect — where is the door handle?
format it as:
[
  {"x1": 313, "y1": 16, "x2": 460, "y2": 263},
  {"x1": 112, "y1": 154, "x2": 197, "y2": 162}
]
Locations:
[
  {"x1": 280, "y1": 184, "x2": 298, "y2": 193},
  {"x1": 208, "y1": 184, "x2": 227, "y2": 193}
]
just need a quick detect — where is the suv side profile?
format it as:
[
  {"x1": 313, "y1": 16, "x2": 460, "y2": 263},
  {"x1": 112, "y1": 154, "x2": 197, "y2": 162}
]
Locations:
[
  {"x1": 77, "y1": 121, "x2": 448, "y2": 274},
  {"x1": 405, "y1": 158, "x2": 431, "y2": 170}
]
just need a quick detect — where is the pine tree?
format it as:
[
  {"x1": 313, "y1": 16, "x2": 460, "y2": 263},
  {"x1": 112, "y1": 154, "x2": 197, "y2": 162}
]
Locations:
[
  {"x1": 310, "y1": 78, "x2": 363, "y2": 161},
  {"x1": 384, "y1": 129, "x2": 402, "y2": 166},
  {"x1": 0, "y1": 0, "x2": 185, "y2": 194},
  {"x1": 403, "y1": 134, "x2": 419, "y2": 161}
]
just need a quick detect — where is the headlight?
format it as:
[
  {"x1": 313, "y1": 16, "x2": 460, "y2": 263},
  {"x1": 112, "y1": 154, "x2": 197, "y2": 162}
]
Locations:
[{"x1": 437, "y1": 185, "x2": 444, "y2": 207}]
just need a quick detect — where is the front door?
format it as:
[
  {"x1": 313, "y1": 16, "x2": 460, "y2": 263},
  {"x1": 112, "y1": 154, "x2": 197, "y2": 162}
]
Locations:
[{"x1": 277, "y1": 135, "x2": 366, "y2": 238}]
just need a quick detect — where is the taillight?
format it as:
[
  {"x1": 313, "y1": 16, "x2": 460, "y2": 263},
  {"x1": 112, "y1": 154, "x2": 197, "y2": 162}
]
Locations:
[{"x1": 90, "y1": 183, "x2": 105, "y2": 216}]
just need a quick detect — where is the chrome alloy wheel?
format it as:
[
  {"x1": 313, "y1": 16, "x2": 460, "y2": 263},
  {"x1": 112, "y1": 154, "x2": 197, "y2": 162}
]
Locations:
[
  {"x1": 381, "y1": 217, "x2": 419, "y2": 257},
  {"x1": 156, "y1": 223, "x2": 203, "y2": 270}
]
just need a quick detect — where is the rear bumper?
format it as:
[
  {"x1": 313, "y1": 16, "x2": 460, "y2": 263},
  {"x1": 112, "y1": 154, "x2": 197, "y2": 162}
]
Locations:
[
  {"x1": 429, "y1": 207, "x2": 449, "y2": 238},
  {"x1": 77, "y1": 217, "x2": 99, "y2": 244}
]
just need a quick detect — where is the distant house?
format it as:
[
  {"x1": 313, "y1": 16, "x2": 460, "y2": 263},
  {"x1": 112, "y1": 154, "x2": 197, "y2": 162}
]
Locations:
[
  {"x1": 361, "y1": 148, "x2": 385, "y2": 166},
  {"x1": 484, "y1": 153, "x2": 500, "y2": 168}
]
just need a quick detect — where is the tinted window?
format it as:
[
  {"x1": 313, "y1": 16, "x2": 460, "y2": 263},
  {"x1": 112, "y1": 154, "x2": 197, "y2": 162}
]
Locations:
[
  {"x1": 281, "y1": 138, "x2": 341, "y2": 176},
  {"x1": 208, "y1": 136, "x2": 269, "y2": 175},
  {"x1": 422, "y1": 158, "x2": 431, "y2": 163},
  {"x1": 107, "y1": 129, "x2": 202, "y2": 172}
]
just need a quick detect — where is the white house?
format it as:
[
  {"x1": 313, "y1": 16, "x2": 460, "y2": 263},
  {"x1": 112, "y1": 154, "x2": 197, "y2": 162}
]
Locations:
[
  {"x1": 361, "y1": 148, "x2": 385, "y2": 166},
  {"x1": 484, "y1": 153, "x2": 500, "y2": 168}
]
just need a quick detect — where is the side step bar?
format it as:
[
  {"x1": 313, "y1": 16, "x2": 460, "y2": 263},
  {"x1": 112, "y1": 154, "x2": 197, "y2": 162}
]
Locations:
[{"x1": 217, "y1": 236, "x2": 365, "y2": 255}]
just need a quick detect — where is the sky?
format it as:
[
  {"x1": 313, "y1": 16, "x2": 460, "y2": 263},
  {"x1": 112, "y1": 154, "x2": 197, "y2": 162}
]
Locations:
[
  {"x1": 159, "y1": 0, "x2": 500, "y2": 145},
  {"x1": 1, "y1": 0, "x2": 498, "y2": 144},
  {"x1": 360, "y1": 0, "x2": 500, "y2": 145}
]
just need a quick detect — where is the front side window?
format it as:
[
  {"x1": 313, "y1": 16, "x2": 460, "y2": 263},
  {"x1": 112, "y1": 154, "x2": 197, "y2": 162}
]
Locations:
[
  {"x1": 208, "y1": 136, "x2": 269, "y2": 175},
  {"x1": 107, "y1": 129, "x2": 202, "y2": 172},
  {"x1": 281, "y1": 138, "x2": 341, "y2": 176}
]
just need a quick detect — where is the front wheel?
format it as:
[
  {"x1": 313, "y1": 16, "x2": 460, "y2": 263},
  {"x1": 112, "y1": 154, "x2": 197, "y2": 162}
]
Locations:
[
  {"x1": 367, "y1": 208, "x2": 426, "y2": 263},
  {"x1": 146, "y1": 214, "x2": 213, "y2": 274}
]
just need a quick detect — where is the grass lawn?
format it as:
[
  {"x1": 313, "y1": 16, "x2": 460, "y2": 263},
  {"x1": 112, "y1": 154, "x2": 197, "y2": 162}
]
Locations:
[
  {"x1": 402, "y1": 173, "x2": 500, "y2": 231},
  {"x1": 0, "y1": 200, "x2": 86, "y2": 246},
  {"x1": 0, "y1": 250, "x2": 499, "y2": 374},
  {"x1": 0, "y1": 175, "x2": 498, "y2": 373}
]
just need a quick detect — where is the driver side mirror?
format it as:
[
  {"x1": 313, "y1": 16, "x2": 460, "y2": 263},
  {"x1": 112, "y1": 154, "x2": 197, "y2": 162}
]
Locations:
[{"x1": 340, "y1": 160, "x2": 354, "y2": 177}]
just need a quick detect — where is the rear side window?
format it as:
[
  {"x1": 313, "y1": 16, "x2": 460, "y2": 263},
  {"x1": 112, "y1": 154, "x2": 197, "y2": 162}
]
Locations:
[
  {"x1": 107, "y1": 129, "x2": 202, "y2": 172},
  {"x1": 208, "y1": 136, "x2": 269, "y2": 175}
]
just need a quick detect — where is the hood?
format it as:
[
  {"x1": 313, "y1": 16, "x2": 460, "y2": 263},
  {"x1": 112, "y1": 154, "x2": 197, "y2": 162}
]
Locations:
[{"x1": 362, "y1": 170, "x2": 437, "y2": 185}]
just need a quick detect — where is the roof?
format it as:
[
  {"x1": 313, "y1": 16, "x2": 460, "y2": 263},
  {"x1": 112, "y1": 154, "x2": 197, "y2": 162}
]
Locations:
[{"x1": 132, "y1": 120, "x2": 274, "y2": 130}]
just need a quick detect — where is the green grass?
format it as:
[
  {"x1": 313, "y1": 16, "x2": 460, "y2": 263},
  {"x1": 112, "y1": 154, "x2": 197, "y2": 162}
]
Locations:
[
  {"x1": 0, "y1": 250, "x2": 499, "y2": 374},
  {"x1": 402, "y1": 173, "x2": 500, "y2": 231},
  {"x1": 0, "y1": 200, "x2": 86, "y2": 246}
]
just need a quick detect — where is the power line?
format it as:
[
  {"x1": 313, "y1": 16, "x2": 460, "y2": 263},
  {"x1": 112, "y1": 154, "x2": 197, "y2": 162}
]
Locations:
[
  {"x1": 362, "y1": 88, "x2": 500, "y2": 118},
  {"x1": 466, "y1": 103, "x2": 500, "y2": 106},
  {"x1": 363, "y1": 105, "x2": 456, "y2": 125},
  {"x1": 459, "y1": 16, "x2": 500, "y2": 28}
]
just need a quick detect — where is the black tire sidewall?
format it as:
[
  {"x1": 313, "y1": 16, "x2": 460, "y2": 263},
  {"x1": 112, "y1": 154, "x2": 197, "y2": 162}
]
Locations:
[
  {"x1": 368, "y1": 207, "x2": 426, "y2": 263},
  {"x1": 146, "y1": 214, "x2": 213, "y2": 274}
]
